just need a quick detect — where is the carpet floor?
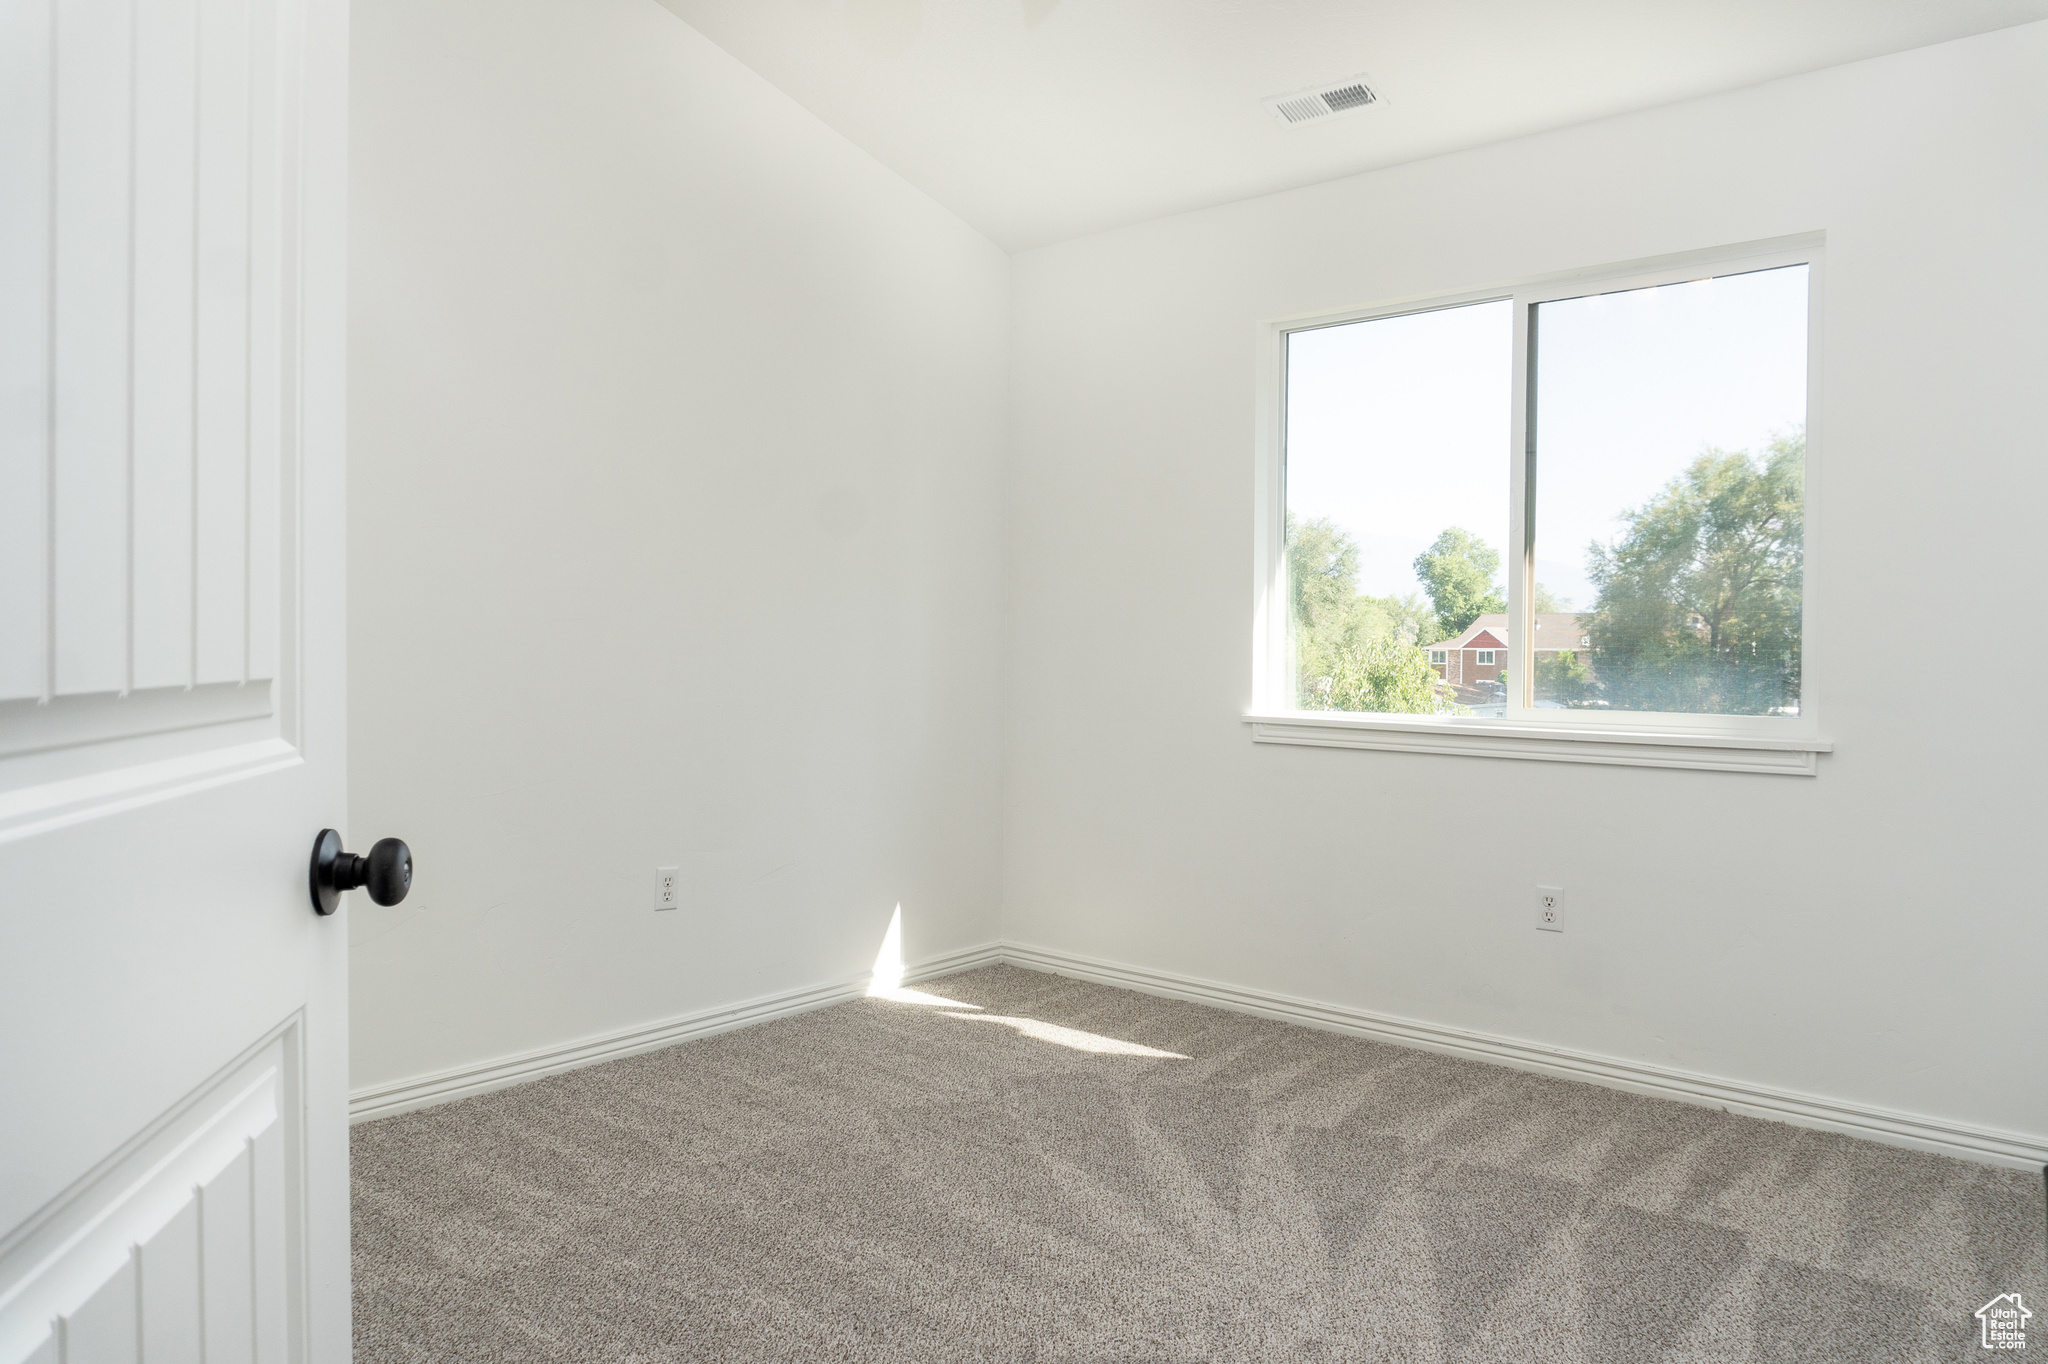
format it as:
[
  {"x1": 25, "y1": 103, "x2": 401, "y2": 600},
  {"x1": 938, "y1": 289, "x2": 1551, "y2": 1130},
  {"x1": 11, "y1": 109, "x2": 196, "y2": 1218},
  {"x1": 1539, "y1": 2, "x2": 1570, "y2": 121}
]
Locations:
[{"x1": 352, "y1": 964, "x2": 2045, "y2": 1362}]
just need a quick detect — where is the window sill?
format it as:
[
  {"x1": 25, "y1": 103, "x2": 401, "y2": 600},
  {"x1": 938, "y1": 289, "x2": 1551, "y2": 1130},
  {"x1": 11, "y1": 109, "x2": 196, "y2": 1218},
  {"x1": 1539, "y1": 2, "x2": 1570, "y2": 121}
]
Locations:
[{"x1": 1244, "y1": 712, "x2": 1831, "y2": 776}]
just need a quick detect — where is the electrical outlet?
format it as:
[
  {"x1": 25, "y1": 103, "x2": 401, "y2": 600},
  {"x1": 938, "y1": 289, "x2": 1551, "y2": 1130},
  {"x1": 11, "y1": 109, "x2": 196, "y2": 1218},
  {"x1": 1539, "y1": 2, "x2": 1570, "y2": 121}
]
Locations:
[
  {"x1": 1535, "y1": 885, "x2": 1564, "y2": 933},
  {"x1": 656, "y1": 866, "x2": 680, "y2": 911}
]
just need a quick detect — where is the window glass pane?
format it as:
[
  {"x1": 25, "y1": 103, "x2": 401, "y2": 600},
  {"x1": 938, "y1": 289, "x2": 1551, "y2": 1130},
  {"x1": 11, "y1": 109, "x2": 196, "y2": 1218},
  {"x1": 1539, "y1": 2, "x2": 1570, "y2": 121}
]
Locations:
[
  {"x1": 1531, "y1": 265, "x2": 1806, "y2": 715},
  {"x1": 1284, "y1": 300, "x2": 1512, "y2": 715}
]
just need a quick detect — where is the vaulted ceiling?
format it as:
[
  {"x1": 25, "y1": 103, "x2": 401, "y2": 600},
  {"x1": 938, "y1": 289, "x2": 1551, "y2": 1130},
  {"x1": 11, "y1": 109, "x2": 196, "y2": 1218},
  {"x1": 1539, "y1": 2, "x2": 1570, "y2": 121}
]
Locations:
[{"x1": 654, "y1": 0, "x2": 2048, "y2": 250}]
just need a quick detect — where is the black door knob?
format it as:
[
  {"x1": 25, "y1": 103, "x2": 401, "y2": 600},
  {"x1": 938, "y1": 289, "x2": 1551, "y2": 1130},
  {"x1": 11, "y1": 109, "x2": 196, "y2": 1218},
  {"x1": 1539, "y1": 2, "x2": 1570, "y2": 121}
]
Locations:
[{"x1": 310, "y1": 828, "x2": 412, "y2": 915}]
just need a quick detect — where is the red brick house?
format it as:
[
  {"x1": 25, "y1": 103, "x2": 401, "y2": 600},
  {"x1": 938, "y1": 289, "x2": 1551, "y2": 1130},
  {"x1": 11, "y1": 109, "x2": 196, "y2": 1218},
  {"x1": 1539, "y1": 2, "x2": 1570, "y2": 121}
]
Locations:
[{"x1": 1427, "y1": 613, "x2": 1591, "y2": 687}]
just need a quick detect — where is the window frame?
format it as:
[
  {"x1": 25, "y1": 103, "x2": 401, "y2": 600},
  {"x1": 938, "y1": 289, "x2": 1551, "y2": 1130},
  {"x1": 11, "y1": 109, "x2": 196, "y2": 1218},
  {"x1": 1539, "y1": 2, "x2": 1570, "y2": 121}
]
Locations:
[{"x1": 1248, "y1": 234, "x2": 1831, "y2": 775}]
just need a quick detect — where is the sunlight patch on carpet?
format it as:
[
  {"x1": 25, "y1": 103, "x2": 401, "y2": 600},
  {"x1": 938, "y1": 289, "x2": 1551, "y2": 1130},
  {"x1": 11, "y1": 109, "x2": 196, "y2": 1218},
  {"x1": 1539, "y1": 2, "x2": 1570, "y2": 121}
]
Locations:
[{"x1": 942, "y1": 1011, "x2": 1188, "y2": 1058}]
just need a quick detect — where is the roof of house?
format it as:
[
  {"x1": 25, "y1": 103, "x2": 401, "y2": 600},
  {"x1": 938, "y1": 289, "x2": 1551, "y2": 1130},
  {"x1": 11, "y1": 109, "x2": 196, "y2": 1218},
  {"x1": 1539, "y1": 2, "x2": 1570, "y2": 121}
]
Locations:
[{"x1": 1429, "y1": 614, "x2": 1590, "y2": 653}]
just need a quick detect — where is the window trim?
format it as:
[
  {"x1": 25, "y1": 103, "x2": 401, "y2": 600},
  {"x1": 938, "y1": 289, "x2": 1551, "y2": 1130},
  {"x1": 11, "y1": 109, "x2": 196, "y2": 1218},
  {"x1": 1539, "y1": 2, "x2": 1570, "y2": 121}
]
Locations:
[
  {"x1": 1475, "y1": 650, "x2": 1496, "y2": 665},
  {"x1": 1249, "y1": 233, "x2": 1830, "y2": 775}
]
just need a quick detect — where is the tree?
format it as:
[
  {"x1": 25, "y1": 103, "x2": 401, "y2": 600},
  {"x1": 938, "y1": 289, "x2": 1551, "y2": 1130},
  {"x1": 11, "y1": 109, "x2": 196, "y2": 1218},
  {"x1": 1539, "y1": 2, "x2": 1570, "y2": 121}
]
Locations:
[
  {"x1": 1532, "y1": 582, "x2": 1572, "y2": 613},
  {"x1": 1414, "y1": 528, "x2": 1505, "y2": 642},
  {"x1": 1287, "y1": 515, "x2": 1464, "y2": 715},
  {"x1": 1286, "y1": 514, "x2": 1359, "y2": 634},
  {"x1": 1585, "y1": 431, "x2": 1803, "y2": 713},
  {"x1": 1305, "y1": 635, "x2": 1466, "y2": 716},
  {"x1": 1355, "y1": 592, "x2": 1436, "y2": 648},
  {"x1": 1534, "y1": 648, "x2": 1595, "y2": 706}
]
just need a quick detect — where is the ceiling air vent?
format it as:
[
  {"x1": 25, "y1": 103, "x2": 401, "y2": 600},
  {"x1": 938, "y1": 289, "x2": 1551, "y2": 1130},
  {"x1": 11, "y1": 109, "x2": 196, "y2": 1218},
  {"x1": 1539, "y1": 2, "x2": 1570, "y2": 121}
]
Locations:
[{"x1": 1263, "y1": 74, "x2": 1379, "y2": 127}]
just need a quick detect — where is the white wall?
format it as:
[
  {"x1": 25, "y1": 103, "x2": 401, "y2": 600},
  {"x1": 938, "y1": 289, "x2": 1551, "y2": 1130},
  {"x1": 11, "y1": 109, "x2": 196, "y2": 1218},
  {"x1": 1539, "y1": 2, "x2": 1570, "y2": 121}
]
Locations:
[
  {"x1": 1005, "y1": 24, "x2": 2048, "y2": 1142},
  {"x1": 348, "y1": 0, "x2": 1008, "y2": 1093}
]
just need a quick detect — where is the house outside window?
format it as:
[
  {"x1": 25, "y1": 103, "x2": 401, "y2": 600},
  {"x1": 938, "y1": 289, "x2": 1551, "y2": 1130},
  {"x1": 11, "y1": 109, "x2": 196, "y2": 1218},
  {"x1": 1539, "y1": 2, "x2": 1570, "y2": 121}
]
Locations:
[{"x1": 1253, "y1": 237, "x2": 1831, "y2": 774}]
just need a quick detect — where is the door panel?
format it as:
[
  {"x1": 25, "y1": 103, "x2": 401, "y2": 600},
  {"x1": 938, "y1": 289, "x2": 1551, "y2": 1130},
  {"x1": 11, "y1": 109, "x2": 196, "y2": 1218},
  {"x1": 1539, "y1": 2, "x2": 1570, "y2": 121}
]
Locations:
[
  {"x1": 0, "y1": 0, "x2": 52, "y2": 706},
  {"x1": 11, "y1": 0, "x2": 284, "y2": 717},
  {"x1": 0, "y1": 0, "x2": 349, "y2": 1357},
  {"x1": 0, "y1": 1030, "x2": 294, "y2": 1364}
]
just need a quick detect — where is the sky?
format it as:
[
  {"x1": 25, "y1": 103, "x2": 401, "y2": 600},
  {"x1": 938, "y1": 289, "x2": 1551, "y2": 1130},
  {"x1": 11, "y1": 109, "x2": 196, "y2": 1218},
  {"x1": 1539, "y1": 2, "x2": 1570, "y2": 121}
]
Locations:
[{"x1": 1285, "y1": 265, "x2": 1808, "y2": 614}]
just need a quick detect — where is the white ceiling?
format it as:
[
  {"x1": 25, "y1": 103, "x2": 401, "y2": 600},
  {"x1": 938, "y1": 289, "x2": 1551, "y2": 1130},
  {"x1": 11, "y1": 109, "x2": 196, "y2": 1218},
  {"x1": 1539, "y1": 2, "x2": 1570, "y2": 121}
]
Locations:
[{"x1": 653, "y1": 1, "x2": 2048, "y2": 251}]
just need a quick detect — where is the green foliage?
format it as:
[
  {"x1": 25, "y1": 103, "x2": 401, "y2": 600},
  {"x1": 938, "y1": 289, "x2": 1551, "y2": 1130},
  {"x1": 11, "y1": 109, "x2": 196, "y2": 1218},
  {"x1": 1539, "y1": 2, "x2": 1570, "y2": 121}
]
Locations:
[
  {"x1": 1302, "y1": 634, "x2": 1466, "y2": 716},
  {"x1": 1287, "y1": 514, "x2": 1359, "y2": 634},
  {"x1": 1534, "y1": 648, "x2": 1595, "y2": 706},
  {"x1": 1414, "y1": 528, "x2": 1506, "y2": 642},
  {"x1": 1287, "y1": 515, "x2": 1463, "y2": 716},
  {"x1": 1285, "y1": 434, "x2": 1799, "y2": 718},
  {"x1": 1351, "y1": 592, "x2": 1436, "y2": 648},
  {"x1": 1585, "y1": 431, "x2": 1804, "y2": 714}
]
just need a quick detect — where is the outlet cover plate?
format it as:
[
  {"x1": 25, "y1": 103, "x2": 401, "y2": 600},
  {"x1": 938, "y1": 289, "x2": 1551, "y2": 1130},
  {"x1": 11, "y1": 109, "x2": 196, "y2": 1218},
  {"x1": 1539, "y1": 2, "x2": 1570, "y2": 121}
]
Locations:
[
  {"x1": 1536, "y1": 885, "x2": 1564, "y2": 932},
  {"x1": 657, "y1": 866, "x2": 680, "y2": 911}
]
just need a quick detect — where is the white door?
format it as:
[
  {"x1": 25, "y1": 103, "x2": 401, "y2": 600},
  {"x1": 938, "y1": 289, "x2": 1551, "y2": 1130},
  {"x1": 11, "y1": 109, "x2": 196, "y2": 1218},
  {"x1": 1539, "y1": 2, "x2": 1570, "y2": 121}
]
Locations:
[{"x1": 0, "y1": 0, "x2": 352, "y2": 1360}]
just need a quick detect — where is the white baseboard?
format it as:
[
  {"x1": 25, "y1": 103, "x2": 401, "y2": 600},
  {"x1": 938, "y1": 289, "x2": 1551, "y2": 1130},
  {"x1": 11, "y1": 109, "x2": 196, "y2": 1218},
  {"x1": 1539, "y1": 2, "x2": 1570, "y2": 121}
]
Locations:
[
  {"x1": 998, "y1": 941, "x2": 2048, "y2": 1172},
  {"x1": 346, "y1": 941, "x2": 1004, "y2": 1123},
  {"x1": 351, "y1": 936, "x2": 2046, "y2": 1173}
]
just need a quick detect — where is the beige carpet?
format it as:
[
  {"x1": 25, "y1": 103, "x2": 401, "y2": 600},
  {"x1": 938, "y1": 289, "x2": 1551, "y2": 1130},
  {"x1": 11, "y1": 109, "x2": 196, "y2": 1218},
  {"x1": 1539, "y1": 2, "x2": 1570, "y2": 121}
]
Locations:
[{"x1": 352, "y1": 964, "x2": 2045, "y2": 1361}]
